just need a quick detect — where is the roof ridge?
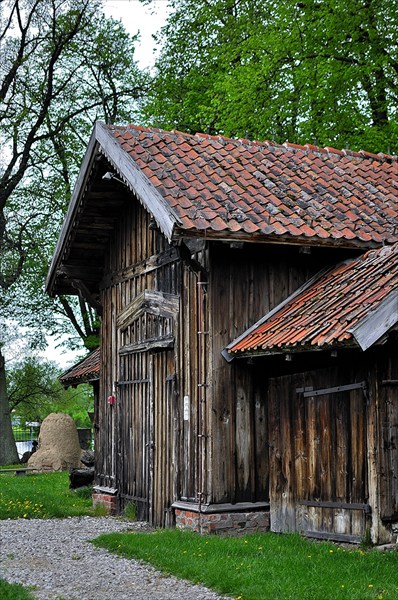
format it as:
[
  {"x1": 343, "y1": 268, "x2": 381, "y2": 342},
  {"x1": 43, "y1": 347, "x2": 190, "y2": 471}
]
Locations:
[{"x1": 114, "y1": 123, "x2": 398, "y2": 164}]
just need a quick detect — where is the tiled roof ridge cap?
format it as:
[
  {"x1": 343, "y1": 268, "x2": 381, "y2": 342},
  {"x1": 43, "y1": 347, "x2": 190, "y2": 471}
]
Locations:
[
  {"x1": 107, "y1": 123, "x2": 398, "y2": 164},
  {"x1": 283, "y1": 142, "x2": 397, "y2": 163}
]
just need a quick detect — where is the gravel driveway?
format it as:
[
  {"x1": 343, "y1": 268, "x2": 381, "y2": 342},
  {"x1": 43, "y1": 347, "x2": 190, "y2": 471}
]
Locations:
[{"x1": 0, "y1": 517, "x2": 229, "y2": 600}]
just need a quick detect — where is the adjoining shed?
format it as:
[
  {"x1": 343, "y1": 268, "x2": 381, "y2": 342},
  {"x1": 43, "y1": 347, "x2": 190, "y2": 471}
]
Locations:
[
  {"x1": 47, "y1": 123, "x2": 398, "y2": 542},
  {"x1": 225, "y1": 243, "x2": 398, "y2": 543}
]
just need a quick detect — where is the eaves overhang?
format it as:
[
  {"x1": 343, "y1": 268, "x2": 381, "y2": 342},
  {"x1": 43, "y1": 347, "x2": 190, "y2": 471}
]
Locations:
[{"x1": 46, "y1": 122, "x2": 182, "y2": 297}]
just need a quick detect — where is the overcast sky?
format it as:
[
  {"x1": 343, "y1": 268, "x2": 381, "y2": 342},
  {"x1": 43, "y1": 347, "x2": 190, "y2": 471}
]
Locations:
[{"x1": 103, "y1": 0, "x2": 170, "y2": 68}]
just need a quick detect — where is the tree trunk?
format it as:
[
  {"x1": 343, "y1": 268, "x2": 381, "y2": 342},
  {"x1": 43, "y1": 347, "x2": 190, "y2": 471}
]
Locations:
[{"x1": 0, "y1": 348, "x2": 19, "y2": 465}]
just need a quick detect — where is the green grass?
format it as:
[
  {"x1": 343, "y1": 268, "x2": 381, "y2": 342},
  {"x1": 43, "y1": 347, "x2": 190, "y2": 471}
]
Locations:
[
  {"x1": 0, "y1": 579, "x2": 35, "y2": 599},
  {"x1": 0, "y1": 471, "x2": 95, "y2": 519},
  {"x1": 93, "y1": 529, "x2": 398, "y2": 600}
]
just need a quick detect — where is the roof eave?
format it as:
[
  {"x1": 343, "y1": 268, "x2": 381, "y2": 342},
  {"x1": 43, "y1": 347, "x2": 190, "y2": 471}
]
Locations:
[
  {"x1": 175, "y1": 226, "x2": 384, "y2": 250},
  {"x1": 46, "y1": 122, "x2": 182, "y2": 296},
  {"x1": 348, "y1": 289, "x2": 398, "y2": 351},
  {"x1": 226, "y1": 341, "x2": 359, "y2": 361},
  {"x1": 96, "y1": 123, "x2": 180, "y2": 242},
  {"x1": 46, "y1": 128, "x2": 99, "y2": 296}
]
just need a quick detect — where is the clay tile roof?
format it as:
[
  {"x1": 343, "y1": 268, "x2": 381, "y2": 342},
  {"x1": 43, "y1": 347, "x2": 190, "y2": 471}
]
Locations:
[
  {"x1": 59, "y1": 348, "x2": 100, "y2": 388},
  {"x1": 225, "y1": 242, "x2": 398, "y2": 357},
  {"x1": 104, "y1": 124, "x2": 398, "y2": 248}
]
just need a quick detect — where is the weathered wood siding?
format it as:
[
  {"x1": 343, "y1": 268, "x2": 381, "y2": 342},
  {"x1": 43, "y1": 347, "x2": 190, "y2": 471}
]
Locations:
[
  {"x1": 375, "y1": 346, "x2": 398, "y2": 526},
  {"x1": 96, "y1": 195, "x2": 206, "y2": 525},
  {"x1": 267, "y1": 363, "x2": 369, "y2": 542},
  {"x1": 263, "y1": 345, "x2": 398, "y2": 543},
  {"x1": 209, "y1": 243, "x2": 341, "y2": 505}
]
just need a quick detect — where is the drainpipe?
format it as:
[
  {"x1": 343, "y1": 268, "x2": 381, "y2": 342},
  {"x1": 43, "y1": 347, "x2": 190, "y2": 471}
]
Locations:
[{"x1": 197, "y1": 271, "x2": 208, "y2": 533}]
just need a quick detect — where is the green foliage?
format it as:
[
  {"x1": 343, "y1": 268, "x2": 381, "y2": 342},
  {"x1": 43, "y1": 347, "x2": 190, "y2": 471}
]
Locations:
[
  {"x1": 0, "y1": 0, "x2": 148, "y2": 348},
  {"x1": 94, "y1": 529, "x2": 398, "y2": 600},
  {"x1": 0, "y1": 0, "x2": 146, "y2": 465},
  {"x1": 0, "y1": 580, "x2": 35, "y2": 600},
  {"x1": 143, "y1": 0, "x2": 398, "y2": 153},
  {"x1": 0, "y1": 471, "x2": 94, "y2": 519},
  {"x1": 74, "y1": 485, "x2": 93, "y2": 500},
  {"x1": 93, "y1": 503, "x2": 108, "y2": 517},
  {"x1": 7, "y1": 356, "x2": 93, "y2": 427},
  {"x1": 122, "y1": 501, "x2": 138, "y2": 521}
]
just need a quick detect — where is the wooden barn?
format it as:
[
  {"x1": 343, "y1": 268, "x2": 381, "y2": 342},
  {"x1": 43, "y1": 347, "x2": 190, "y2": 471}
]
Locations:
[{"x1": 46, "y1": 123, "x2": 398, "y2": 544}]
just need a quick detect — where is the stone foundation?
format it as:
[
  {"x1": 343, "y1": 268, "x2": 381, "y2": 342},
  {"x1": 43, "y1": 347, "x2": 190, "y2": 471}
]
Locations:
[
  {"x1": 173, "y1": 502, "x2": 270, "y2": 535},
  {"x1": 92, "y1": 487, "x2": 118, "y2": 514}
]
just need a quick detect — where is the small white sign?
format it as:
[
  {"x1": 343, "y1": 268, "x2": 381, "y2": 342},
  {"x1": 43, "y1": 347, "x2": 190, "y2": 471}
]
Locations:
[{"x1": 183, "y1": 396, "x2": 190, "y2": 421}]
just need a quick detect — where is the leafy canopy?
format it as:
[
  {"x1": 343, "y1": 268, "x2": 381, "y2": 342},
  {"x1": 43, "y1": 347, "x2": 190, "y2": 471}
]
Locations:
[
  {"x1": 143, "y1": 0, "x2": 398, "y2": 153},
  {"x1": 0, "y1": 0, "x2": 148, "y2": 350},
  {"x1": 7, "y1": 356, "x2": 93, "y2": 428}
]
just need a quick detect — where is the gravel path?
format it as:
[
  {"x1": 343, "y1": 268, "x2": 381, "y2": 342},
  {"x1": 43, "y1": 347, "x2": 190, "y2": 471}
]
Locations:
[{"x1": 0, "y1": 517, "x2": 229, "y2": 600}]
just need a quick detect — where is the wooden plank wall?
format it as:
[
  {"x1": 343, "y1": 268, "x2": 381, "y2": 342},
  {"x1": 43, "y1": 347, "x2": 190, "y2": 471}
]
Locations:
[
  {"x1": 376, "y1": 346, "x2": 398, "y2": 524},
  {"x1": 209, "y1": 242, "x2": 336, "y2": 505},
  {"x1": 97, "y1": 194, "x2": 205, "y2": 524},
  {"x1": 267, "y1": 362, "x2": 369, "y2": 540}
]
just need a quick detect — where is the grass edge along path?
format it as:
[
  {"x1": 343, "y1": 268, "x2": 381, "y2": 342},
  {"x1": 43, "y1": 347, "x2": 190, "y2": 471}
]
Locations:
[
  {"x1": 92, "y1": 529, "x2": 398, "y2": 600},
  {"x1": 0, "y1": 579, "x2": 36, "y2": 600}
]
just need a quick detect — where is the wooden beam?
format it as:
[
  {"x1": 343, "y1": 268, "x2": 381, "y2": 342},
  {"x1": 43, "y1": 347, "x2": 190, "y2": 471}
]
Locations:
[
  {"x1": 302, "y1": 382, "x2": 367, "y2": 398},
  {"x1": 101, "y1": 247, "x2": 179, "y2": 289},
  {"x1": 381, "y1": 380, "x2": 398, "y2": 386},
  {"x1": 59, "y1": 265, "x2": 103, "y2": 280},
  {"x1": 304, "y1": 531, "x2": 362, "y2": 544},
  {"x1": 349, "y1": 289, "x2": 398, "y2": 351},
  {"x1": 177, "y1": 241, "x2": 208, "y2": 278},
  {"x1": 298, "y1": 500, "x2": 371, "y2": 513},
  {"x1": 70, "y1": 278, "x2": 103, "y2": 315},
  {"x1": 117, "y1": 290, "x2": 179, "y2": 331},
  {"x1": 119, "y1": 335, "x2": 175, "y2": 355}
]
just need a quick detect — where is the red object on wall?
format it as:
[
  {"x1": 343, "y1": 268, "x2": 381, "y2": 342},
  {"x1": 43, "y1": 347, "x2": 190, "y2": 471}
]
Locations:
[{"x1": 107, "y1": 394, "x2": 116, "y2": 405}]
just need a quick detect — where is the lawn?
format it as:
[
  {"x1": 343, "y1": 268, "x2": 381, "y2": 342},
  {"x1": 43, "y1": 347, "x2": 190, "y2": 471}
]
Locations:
[
  {"x1": 2, "y1": 470, "x2": 398, "y2": 600},
  {"x1": 0, "y1": 470, "x2": 95, "y2": 519},
  {"x1": 93, "y1": 529, "x2": 398, "y2": 600}
]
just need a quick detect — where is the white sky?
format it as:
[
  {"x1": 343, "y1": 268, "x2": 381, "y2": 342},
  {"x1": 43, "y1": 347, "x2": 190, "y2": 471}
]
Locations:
[{"x1": 103, "y1": 0, "x2": 170, "y2": 68}]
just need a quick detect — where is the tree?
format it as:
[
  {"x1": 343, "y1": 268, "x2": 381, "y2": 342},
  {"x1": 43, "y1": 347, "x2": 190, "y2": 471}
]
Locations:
[
  {"x1": 143, "y1": 0, "x2": 398, "y2": 153},
  {"x1": 7, "y1": 357, "x2": 93, "y2": 428},
  {"x1": 0, "y1": 0, "x2": 148, "y2": 464}
]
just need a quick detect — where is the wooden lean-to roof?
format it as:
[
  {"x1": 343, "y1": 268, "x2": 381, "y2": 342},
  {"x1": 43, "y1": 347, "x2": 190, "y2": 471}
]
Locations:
[
  {"x1": 224, "y1": 243, "x2": 398, "y2": 360},
  {"x1": 47, "y1": 122, "x2": 398, "y2": 298}
]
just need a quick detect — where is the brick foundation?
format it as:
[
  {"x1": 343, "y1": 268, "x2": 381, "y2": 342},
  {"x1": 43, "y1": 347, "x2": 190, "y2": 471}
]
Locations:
[
  {"x1": 92, "y1": 492, "x2": 118, "y2": 515},
  {"x1": 174, "y1": 503, "x2": 270, "y2": 535}
]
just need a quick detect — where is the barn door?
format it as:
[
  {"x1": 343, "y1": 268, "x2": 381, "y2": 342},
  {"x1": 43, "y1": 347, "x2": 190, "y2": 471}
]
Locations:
[
  {"x1": 151, "y1": 348, "x2": 177, "y2": 527},
  {"x1": 117, "y1": 352, "x2": 152, "y2": 521},
  {"x1": 269, "y1": 378, "x2": 370, "y2": 543},
  {"x1": 116, "y1": 290, "x2": 179, "y2": 525},
  {"x1": 116, "y1": 348, "x2": 177, "y2": 526}
]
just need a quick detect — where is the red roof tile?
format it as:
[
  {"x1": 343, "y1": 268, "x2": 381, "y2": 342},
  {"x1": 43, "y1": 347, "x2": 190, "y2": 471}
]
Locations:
[
  {"x1": 59, "y1": 348, "x2": 100, "y2": 388},
  {"x1": 226, "y1": 243, "x2": 398, "y2": 357},
  {"x1": 105, "y1": 125, "x2": 398, "y2": 247}
]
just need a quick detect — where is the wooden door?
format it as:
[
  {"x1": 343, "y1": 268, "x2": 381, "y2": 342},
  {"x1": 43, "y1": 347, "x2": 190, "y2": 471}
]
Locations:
[
  {"x1": 117, "y1": 351, "x2": 152, "y2": 521},
  {"x1": 117, "y1": 349, "x2": 177, "y2": 526},
  {"x1": 269, "y1": 377, "x2": 370, "y2": 543}
]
